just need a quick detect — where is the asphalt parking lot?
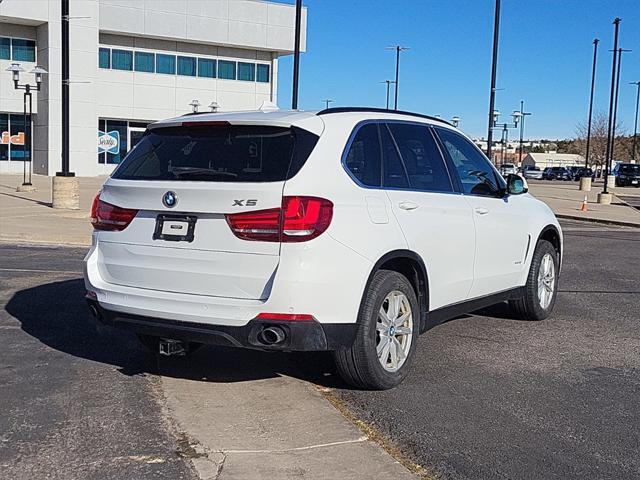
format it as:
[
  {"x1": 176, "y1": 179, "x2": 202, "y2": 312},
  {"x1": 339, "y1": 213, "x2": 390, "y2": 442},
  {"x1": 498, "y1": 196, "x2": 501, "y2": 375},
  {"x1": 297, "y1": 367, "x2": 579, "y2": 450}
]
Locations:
[
  {"x1": 1, "y1": 219, "x2": 638, "y2": 479},
  {"x1": 336, "y1": 219, "x2": 640, "y2": 479}
]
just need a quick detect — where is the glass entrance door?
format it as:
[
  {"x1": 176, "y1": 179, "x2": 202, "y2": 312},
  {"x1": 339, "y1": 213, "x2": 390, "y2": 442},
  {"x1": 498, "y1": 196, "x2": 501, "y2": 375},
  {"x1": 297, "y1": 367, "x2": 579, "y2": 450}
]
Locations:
[{"x1": 129, "y1": 126, "x2": 146, "y2": 150}]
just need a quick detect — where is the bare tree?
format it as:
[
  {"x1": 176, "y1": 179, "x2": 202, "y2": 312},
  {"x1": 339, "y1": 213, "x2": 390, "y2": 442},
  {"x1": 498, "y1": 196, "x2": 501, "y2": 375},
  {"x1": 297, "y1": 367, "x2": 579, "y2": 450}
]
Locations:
[{"x1": 574, "y1": 111, "x2": 627, "y2": 167}]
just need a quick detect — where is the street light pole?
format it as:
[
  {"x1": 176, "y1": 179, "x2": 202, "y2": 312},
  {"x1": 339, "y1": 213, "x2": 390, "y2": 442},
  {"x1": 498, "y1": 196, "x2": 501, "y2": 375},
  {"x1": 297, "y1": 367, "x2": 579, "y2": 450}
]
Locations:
[
  {"x1": 486, "y1": 0, "x2": 501, "y2": 161},
  {"x1": 518, "y1": 100, "x2": 531, "y2": 165},
  {"x1": 380, "y1": 80, "x2": 396, "y2": 109},
  {"x1": 631, "y1": 81, "x2": 640, "y2": 161},
  {"x1": 603, "y1": 18, "x2": 620, "y2": 196},
  {"x1": 291, "y1": 0, "x2": 302, "y2": 109},
  {"x1": 322, "y1": 99, "x2": 333, "y2": 109},
  {"x1": 610, "y1": 47, "x2": 630, "y2": 164},
  {"x1": 585, "y1": 38, "x2": 599, "y2": 168},
  {"x1": 386, "y1": 46, "x2": 409, "y2": 110},
  {"x1": 5, "y1": 63, "x2": 47, "y2": 192}
]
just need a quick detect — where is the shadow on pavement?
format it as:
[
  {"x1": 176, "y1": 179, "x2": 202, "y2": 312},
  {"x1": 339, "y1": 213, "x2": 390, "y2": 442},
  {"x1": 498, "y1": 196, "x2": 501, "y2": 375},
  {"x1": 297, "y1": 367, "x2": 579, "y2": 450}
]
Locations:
[
  {"x1": 6, "y1": 278, "x2": 529, "y2": 390},
  {"x1": 6, "y1": 278, "x2": 342, "y2": 388}
]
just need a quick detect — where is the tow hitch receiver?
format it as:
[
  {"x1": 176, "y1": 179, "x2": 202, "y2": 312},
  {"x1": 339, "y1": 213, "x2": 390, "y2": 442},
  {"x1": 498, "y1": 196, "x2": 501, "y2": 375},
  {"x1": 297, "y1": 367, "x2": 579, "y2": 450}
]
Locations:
[{"x1": 159, "y1": 338, "x2": 187, "y2": 356}]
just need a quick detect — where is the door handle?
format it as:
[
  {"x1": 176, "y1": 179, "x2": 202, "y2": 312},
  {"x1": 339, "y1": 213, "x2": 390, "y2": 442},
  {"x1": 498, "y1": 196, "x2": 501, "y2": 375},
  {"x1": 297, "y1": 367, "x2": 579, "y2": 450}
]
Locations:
[
  {"x1": 474, "y1": 207, "x2": 490, "y2": 215},
  {"x1": 399, "y1": 201, "x2": 419, "y2": 211}
]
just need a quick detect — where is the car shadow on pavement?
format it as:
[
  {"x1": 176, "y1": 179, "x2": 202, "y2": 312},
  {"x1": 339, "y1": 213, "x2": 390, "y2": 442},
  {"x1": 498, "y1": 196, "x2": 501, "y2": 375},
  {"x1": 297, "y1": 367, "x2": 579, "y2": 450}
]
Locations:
[{"x1": 5, "y1": 278, "x2": 345, "y2": 388}]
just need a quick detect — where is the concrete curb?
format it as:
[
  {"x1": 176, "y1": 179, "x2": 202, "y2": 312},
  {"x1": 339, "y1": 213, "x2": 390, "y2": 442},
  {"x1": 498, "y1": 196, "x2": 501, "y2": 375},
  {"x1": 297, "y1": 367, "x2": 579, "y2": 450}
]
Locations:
[{"x1": 555, "y1": 214, "x2": 640, "y2": 228}]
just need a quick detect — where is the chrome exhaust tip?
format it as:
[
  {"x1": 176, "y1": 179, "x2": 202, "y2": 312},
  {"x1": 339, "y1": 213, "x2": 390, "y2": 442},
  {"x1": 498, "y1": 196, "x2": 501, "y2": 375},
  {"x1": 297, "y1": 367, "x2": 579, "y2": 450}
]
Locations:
[{"x1": 259, "y1": 326, "x2": 286, "y2": 345}]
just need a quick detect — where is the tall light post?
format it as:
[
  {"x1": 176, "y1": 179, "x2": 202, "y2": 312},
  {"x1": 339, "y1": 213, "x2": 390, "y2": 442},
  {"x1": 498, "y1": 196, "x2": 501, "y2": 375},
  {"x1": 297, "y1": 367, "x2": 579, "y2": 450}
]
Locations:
[
  {"x1": 585, "y1": 38, "x2": 599, "y2": 168},
  {"x1": 486, "y1": 0, "x2": 501, "y2": 161},
  {"x1": 380, "y1": 80, "x2": 396, "y2": 109},
  {"x1": 610, "y1": 47, "x2": 630, "y2": 164},
  {"x1": 386, "y1": 45, "x2": 409, "y2": 110},
  {"x1": 291, "y1": 0, "x2": 302, "y2": 109},
  {"x1": 518, "y1": 100, "x2": 532, "y2": 165},
  {"x1": 490, "y1": 109, "x2": 521, "y2": 166},
  {"x1": 602, "y1": 17, "x2": 620, "y2": 200},
  {"x1": 322, "y1": 99, "x2": 333, "y2": 109},
  {"x1": 631, "y1": 81, "x2": 640, "y2": 161},
  {"x1": 5, "y1": 62, "x2": 47, "y2": 191}
]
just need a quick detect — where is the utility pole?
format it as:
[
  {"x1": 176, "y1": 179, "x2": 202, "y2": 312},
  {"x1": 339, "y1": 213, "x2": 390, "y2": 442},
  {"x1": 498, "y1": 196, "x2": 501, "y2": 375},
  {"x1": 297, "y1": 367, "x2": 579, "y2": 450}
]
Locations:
[
  {"x1": 631, "y1": 81, "x2": 640, "y2": 160},
  {"x1": 386, "y1": 46, "x2": 409, "y2": 110},
  {"x1": 601, "y1": 18, "x2": 620, "y2": 200},
  {"x1": 486, "y1": 0, "x2": 501, "y2": 161},
  {"x1": 291, "y1": 0, "x2": 302, "y2": 109},
  {"x1": 585, "y1": 38, "x2": 599, "y2": 168}
]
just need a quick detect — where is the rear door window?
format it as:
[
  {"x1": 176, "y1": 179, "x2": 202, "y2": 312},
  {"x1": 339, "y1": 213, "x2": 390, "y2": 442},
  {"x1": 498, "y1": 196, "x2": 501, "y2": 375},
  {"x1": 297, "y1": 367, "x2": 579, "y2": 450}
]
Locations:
[
  {"x1": 386, "y1": 123, "x2": 453, "y2": 192},
  {"x1": 344, "y1": 123, "x2": 382, "y2": 187},
  {"x1": 111, "y1": 125, "x2": 318, "y2": 182}
]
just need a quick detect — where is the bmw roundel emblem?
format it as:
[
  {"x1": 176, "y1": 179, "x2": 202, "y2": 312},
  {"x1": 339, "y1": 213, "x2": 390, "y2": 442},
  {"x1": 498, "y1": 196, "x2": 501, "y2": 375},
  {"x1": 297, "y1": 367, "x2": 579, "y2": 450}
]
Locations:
[{"x1": 162, "y1": 191, "x2": 178, "y2": 208}]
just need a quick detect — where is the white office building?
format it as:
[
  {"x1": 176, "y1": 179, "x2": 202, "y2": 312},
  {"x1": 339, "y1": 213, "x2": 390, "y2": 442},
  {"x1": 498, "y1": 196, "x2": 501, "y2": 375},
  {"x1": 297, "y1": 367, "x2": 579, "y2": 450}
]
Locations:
[{"x1": 0, "y1": 0, "x2": 307, "y2": 176}]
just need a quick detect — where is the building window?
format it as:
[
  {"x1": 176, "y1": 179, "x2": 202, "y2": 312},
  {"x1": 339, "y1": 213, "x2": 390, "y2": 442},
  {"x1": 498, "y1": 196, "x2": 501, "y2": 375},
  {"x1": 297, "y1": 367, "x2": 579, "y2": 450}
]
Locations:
[
  {"x1": 238, "y1": 62, "x2": 255, "y2": 82},
  {"x1": 112, "y1": 49, "x2": 133, "y2": 71},
  {"x1": 11, "y1": 39, "x2": 36, "y2": 62},
  {"x1": 218, "y1": 60, "x2": 236, "y2": 80},
  {"x1": 135, "y1": 51, "x2": 155, "y2": 73},
  {"x1": 197, "y1": 58, "x2": 216, "y2": 78},
  {"x1": 156, "y1": 54, "x2": 176, "y2": 75},
  {"x1": 256, "y1": 64, "x2": 270, "y2": 83},
  {"x1": 177, "y1": 56, "x2": 197, "y2": 76},
  {"x1": 0, "y1": 38, "x2": 10, "y2": 60},
  {"x1": 1, "y1": 113, "x2": 32, "y2": 161},
  {"x1": 99, "y1": 119, "x2": 150, "y2": 165},
  {"x1": 99, "y1": 48, "x2": 110, "y2": 69},
  {"x1": 0, "y1": 114, "x2": 9, "y2": 161}
]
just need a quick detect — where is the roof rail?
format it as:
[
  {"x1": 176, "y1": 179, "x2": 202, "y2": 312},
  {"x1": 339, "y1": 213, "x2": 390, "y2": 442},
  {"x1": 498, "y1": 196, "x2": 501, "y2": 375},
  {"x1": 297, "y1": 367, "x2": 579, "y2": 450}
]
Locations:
[{"x1": 316, "y1": 107, "x2": 453, "y2": 126}]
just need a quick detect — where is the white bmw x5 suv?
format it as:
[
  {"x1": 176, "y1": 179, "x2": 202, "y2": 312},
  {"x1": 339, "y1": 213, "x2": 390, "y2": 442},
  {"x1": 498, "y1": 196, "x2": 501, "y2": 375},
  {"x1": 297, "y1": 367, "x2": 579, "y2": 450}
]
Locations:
[{"x1": 84, "y1": 107, "x2": 562, "y2": 390}]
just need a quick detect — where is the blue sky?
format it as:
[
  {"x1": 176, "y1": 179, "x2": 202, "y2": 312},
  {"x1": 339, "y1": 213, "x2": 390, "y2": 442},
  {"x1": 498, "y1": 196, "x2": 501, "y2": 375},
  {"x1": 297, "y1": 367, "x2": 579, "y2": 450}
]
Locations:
[{"x1": 276, "y1": 0, "x2": 640, "y2": 140}]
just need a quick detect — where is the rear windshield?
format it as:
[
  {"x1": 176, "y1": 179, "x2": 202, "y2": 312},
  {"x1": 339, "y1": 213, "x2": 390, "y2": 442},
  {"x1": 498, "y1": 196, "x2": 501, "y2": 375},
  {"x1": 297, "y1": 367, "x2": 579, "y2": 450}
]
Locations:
[{"x1": 112, "y1": 124, "x2": 318, "y2": 182}]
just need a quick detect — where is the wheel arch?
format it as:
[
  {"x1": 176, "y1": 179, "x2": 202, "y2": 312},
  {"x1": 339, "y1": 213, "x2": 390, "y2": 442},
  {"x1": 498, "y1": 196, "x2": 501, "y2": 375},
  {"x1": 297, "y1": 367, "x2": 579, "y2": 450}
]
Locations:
[
  {"x1": 537, "y1": 224, "x2": 562, "y2": 265},
  {"x1": 361, "y1": 250, "x2": 430, "y2": 333}
]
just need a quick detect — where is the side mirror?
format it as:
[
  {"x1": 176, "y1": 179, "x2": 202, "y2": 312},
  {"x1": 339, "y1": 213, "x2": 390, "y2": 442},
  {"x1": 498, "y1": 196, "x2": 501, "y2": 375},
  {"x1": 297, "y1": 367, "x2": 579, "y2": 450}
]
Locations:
[{"x1": 506, "y1": 174, "x2": 527, "y2": 195}]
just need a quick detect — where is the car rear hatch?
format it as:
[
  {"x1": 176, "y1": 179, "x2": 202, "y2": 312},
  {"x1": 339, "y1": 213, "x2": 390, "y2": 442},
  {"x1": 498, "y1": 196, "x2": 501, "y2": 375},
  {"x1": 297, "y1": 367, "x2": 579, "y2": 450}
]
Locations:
[{"x1": 93, "y1": 116, "x2": 322, "y2": 300}]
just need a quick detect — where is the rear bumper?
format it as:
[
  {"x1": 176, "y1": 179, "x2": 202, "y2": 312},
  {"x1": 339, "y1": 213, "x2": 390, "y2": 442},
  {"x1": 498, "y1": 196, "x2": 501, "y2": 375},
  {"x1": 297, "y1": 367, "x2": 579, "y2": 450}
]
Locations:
[{"x1": 87, "y1": 298, "x2": 358, "y2": 351}]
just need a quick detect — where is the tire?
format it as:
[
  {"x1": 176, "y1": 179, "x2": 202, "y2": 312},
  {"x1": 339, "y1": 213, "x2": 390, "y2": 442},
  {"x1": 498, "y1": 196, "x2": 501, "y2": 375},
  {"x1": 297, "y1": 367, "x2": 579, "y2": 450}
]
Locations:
[
  {"x1": 509, "y1": 240, "x2": 559, "y2": 321},
  {"x1": 334, "y1": 270, "x2": 419, "y2": 390},
  {"x1": 136, "y1": 334, "x2": 204, "y2": 356}
]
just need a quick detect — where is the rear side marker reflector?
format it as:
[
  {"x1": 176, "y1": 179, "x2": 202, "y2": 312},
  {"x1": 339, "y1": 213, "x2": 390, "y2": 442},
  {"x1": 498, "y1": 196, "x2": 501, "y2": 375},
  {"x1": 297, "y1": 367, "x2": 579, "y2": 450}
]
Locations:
[
  {"x1": 90, "y1": 192, "x2": 138, "y2": 231},
  {"x1": 226, "y1": 196, "x2": 333, "y2": 243},
  {"x1": 256, "y1": 313, "x2": 315, "y2": 322}
]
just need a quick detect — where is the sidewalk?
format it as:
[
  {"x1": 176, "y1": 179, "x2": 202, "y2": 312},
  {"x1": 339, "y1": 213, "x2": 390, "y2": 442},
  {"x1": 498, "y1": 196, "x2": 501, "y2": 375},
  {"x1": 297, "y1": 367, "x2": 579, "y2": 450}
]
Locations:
[
  {"x1": 527, "y1": 180, "x2": 640, "y2": 227},
  {"x1": 0, "y1": 174, "x2": 101, "y2": 246}
]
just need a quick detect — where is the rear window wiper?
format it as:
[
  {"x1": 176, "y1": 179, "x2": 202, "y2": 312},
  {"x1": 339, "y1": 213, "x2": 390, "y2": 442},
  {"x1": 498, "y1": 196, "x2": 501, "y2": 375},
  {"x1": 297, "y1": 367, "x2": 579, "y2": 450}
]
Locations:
[{"x1": 169, "y1": 167, "x2": 238, "y2": 179}]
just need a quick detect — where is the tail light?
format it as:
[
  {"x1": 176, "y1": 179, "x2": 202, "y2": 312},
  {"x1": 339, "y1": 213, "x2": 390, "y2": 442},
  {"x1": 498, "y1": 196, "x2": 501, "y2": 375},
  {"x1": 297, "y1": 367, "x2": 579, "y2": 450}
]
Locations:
[
  {"x1": 226, "y1": 196, "x2": 333, "y2": 243},
  {"x1": 90, "y1": 192, "x2": 138, "y2": 231}
]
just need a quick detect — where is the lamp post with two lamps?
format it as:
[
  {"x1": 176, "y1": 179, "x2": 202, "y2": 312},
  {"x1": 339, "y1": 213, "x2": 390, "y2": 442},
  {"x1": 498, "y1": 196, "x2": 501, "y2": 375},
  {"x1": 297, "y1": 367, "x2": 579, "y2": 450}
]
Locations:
[
  {"x1": 5, "y1": 62, "x2": 47, "y2": 192},
  {"x1": 490, "y1": 109, "x2": 522, "y2": 166}
]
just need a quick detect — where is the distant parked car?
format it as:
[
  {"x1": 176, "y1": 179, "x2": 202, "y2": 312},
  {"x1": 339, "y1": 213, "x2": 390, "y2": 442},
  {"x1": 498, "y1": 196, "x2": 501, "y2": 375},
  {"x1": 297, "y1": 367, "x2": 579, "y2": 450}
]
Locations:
[
  {"x1": 571, "y1": 167, "x2": 594, "y2": 181},
  {"x1": 614, "y1": 163, "x2": 640, "y2": 187},
  {"x1": 522, "y1": 166, "x2": 543, "y2": 180},
  {"x1": 542, "y1": 167, "x2": 571, "y2": 181},
  {"x1": 499, "y1": 163, "x2": 518, "y2": 177}
]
